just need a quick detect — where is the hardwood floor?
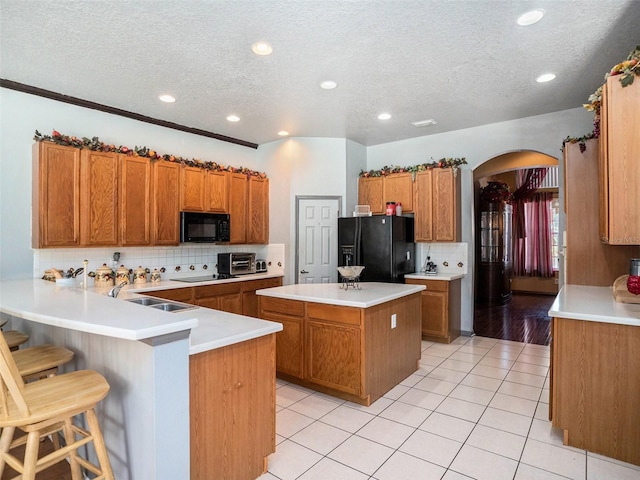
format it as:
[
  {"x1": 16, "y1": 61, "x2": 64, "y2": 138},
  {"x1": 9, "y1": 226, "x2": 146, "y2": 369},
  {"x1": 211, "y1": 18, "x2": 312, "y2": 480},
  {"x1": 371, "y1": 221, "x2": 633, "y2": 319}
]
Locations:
[
  {"x1": 1, "y1": 433, "x2": 72, "y2": 480},
  {"x1": 473, "y1": 292, "x2": 555, "y2": 346}
]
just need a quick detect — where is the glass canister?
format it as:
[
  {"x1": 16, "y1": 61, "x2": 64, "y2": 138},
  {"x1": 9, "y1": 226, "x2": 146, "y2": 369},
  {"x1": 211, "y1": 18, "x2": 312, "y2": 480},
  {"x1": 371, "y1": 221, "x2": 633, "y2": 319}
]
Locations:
[
  {"x1": 627, "y1": 259, "x2": 640, "y2": 295},
  {"x1": 116, "y1": 265, "x2": 130, "y2": 285},
  {"x1": 133, "y1": 266, "x2": 147, "y2": 284},
  {"x1": 94, "y1": 264, "x2": 114, "y2": 287}
]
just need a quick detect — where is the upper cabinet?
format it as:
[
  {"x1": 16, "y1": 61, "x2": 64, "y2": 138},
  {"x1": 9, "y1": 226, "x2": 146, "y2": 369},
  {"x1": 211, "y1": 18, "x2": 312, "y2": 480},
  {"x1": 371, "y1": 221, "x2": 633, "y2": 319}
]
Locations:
[
  {"x1": 357, "y1": 173, "x2": 413, "y2": 214},
  {"x1": 228, "y1": 173, "x2": 248, "y2": 244},
  {"x1": 599, "y1": 76, "x2": 640, "y2": 244},
  {"x1": 151, "y1": 160, "x2": 181, "y2": 245},
  {"x1": 414, "y1": 168, "x2": 461, "y2": 242},
  {"x1": 247, "y1": 177, "x2": 269, "y2": 244},
  {"x1": 357, "y1": 177, "x2": 384, "y2": 214},
  {"x1": 120, "y1": 155, "x2": 151, "y2": 246},
  {"x1": 207, "y1": 170, "x2": 228, "y2": 213},
  {"x1": 32, "y1": 142, "x2": 81, "y2": 248},
  {"x1": 180, "y1": 165, "x2": 207, "y2": 212},
  {"x1": 80, "y1": 150, "x2": 119, "y2": 246}
]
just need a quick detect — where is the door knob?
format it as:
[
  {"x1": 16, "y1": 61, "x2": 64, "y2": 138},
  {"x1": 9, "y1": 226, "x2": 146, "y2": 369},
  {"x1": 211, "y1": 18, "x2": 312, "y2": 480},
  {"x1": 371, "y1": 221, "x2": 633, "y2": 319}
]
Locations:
[{"x1": 300, "y1": 270, "x2": 309, "y2": 274}]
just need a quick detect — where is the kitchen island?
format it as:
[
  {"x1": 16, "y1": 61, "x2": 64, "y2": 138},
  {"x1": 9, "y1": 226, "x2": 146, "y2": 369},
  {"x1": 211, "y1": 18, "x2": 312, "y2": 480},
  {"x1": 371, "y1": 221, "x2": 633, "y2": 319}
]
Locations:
[
  {"x1": 0, "y1": 277, "x2": 283, "y2": 480},
  {"x1": 548, "y1": 284, "x2": 640, "y2": 466},
  {"x1": 257, "y1": 282, "x2": 425, "y2": 405}
]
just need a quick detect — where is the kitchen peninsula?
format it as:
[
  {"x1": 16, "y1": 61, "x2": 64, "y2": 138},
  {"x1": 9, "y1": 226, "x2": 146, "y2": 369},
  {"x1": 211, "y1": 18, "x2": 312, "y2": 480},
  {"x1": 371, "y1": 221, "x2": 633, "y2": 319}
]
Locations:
[
  {"x1": 549, "y1": 284, "x2": 640, "y2": 466},
  {"x1": 0, "y1": 276, "x2": 284, "y2": 480},
  {"x1": 257, "y1": 282, "x2": 425, "y2": 405}
]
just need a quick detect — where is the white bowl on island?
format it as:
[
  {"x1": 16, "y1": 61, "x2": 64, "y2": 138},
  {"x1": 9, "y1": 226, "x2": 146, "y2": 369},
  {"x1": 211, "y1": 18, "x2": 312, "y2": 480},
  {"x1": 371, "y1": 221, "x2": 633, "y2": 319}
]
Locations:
[{"x1": 337, "y1": 266, "x2": 365, "y2": 279}]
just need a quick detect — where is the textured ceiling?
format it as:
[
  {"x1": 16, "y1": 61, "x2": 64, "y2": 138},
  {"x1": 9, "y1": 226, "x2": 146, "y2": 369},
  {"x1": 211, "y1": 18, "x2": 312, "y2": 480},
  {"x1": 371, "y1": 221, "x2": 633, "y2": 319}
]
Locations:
[{"x1": 1, "y1": 0, "x2": 639, "y2": 147}]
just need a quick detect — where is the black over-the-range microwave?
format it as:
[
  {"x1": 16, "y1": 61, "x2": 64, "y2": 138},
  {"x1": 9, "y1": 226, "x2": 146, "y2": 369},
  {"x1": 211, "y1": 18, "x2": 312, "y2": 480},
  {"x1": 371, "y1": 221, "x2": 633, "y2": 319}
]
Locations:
[{"x1": 180, "y1": 212, "x2": 230, "y2": 243}]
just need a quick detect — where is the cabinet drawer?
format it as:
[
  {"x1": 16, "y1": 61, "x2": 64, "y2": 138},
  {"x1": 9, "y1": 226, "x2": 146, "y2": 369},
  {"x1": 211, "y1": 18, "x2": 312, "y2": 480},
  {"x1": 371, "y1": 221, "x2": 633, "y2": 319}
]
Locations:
[
  {"x1": 307, "y1": 303, "x2": 361, "y2": 326},
  {"x1": 148, "y1": 287, "x2": 194, "y2": 303},
  {"x1": 260, "y1": 297, "x2": 305, "y2": 317},
  {"x1": 406, "y1": 278, "x2": 448, "y2": 293},
  {"x1": 242, "y1": 277, "x2": 283, "y2": 293},
  {"x1": 194, "y1": 282, "x2": 242, "y2": 299}
]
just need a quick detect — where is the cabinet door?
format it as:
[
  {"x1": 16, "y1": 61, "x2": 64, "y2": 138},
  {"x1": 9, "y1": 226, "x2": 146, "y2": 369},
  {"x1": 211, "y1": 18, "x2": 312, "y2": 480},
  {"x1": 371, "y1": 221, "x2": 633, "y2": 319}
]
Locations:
[
  {"x1": 228, "y1": 173, "x2": 248, "y2": 244},
  {"x1": 247, "y1": 177, "x2": 269, "y2": 244},
  {"x1": 421, "y1": 291, "x2": 448, "y2": 338},
  {"x1": 306, "y1": 319, "x2": 361, "y2": 395},
  {"x1": 600, "y1": 76, "x2": 640, "y2": 244},
  {"x1": 146, "y1": 287, "x2": 194, "y2": 303},
  {"x1": 242, "y1": 278, "x2": 283, "y2": 318},
  {"x1": 383, "y1": 173, "x2": 413, "y2": 212},
  {"x1": 219, "y1": 293, "x2": 243, "y2": 314},
  {"x1": 259, "y1": 297, "x2": 305, "y2": 379},
  {"x1": 358, "y1": 177, "x2": 384, "y2": 214},
  {"x1": 152, "y1": 161, "x2": 181, "y2": 245},
  {"x1": 190, "y1": 334, "x2": 276, "y2": 480},
  {"x1": 120, "y1": 155, "x2": 151, "y2": 245},
  {"x1": 207, "y1": 170, "x2": 228, "y2": 213},
  {"x1": 180, "y1": 166, "x2": 206, "y2": 212},
  {"x1": 414, "y1": 170, "x2": 433, "y2": 242},
  {"x1": 432, "y1": 168, "x2": 458, "y2": 242},
  {"x1": 33, "y1": 142, "x2": 81, "y2": 247},
  {"x1": 80, "y1": 150, "x2": 119, "y2": 246}
]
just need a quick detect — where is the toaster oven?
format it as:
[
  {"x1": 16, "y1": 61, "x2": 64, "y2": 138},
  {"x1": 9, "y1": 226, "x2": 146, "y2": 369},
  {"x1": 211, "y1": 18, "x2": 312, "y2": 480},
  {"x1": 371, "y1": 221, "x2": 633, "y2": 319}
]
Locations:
[{"x1": 217, "y1": 253, "x2": 256, "y2": 276}]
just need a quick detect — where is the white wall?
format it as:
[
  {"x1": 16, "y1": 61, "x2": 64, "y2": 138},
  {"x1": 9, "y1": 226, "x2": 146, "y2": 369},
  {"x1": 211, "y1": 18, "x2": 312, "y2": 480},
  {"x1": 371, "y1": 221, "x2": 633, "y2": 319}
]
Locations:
[{"x1": 367, "y1": 107, "x2": 595, "y2": 333}]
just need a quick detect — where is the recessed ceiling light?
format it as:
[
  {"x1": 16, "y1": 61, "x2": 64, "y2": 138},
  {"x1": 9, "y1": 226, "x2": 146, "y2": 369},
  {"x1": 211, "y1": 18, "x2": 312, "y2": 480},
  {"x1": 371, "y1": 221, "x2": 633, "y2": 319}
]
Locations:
[
  {"x1": 251, "y1": 42, "x2": 273, "y2": 55},
  {"x1": 517, "y1": 9, "x2": 545, "y2": 26},
  {"x1": 226, "y1": 115, "x2": 240, "y2": 122},
  {"x1": 277, "y1": 131, "x2": 289, "y2": 136},
  {"x1": 158, "y1": 94, "x2": 176, "y2": 103},
  {"x1": 536, "y1": 73, "x2": 556, "y2": 83},
  {"x1": 378, "y1": 113, "x2": 392, "y2": 120},
  {"x1": 320, "y1": 80, "x2": 338, "y2": 90}
]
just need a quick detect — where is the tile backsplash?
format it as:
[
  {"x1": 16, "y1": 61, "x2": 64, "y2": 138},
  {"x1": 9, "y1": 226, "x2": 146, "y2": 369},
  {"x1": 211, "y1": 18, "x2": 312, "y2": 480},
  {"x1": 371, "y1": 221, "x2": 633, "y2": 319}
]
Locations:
[
  {"x1": 415, "y1": 242, "x2": 468, "y2": 275},
  {"x1": 34, "y1": 243, "x2": 285, "y2": 280}
]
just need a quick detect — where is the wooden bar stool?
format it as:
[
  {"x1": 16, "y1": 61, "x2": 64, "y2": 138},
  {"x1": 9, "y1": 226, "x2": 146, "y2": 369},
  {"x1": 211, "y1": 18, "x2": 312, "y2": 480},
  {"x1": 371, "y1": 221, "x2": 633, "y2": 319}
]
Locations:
[
  {"x1": 12, "y1": 345, "x2": 75, "y2": 382},
  {"x1": 2, "y1": 331, "x2": 29, "y2": 352},
  {"x1": 0, "y1": 331, "x2": 114, "y2": 480}
]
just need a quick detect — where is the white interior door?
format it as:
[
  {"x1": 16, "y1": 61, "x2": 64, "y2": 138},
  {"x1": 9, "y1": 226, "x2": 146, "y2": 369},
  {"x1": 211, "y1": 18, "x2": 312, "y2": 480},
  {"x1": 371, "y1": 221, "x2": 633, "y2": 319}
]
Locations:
[{"x1": 297, "y1": 197, "x2": 340, "y2": 284}]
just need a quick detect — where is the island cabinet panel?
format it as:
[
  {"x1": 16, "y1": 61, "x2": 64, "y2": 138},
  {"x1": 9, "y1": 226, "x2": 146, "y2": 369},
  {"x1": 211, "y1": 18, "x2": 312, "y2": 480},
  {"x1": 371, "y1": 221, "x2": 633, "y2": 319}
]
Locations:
[
  {"x1": 120, "y1": 155, "x2": 151, "y2": 245},
  {"x1": 259, "y1": 297, "x2": 305, "y2": 379},
  {"x1": 79, "y1": 150, "x2": 120, "y2": 246},
  {"x1": 152, "y1": 161, "x2": 181, "y2": 245},
  {"x1": 207, "y1": 170, "x2": 228, "y2": 213},
  {"x1": 551, "y1": 317, "x2": 640, "y2": 466},
  {"x1": 405, "y1": 278, "x2": 461, "y2": 343},
  {"x1": 358, "y1": 177, "x2": 384, "y2": 214},
  {"x1": 194, "y1": 282, "x2": 243, "y2": 314},
  {"x1": 190, "y1": 334, "x2": 276, "y2": 480},
  {"x1": 242, "y1": 277, "x2": 283, "y2": 318},
  {"x1": 180, "y1": 165, "x2": 207, "y2": 212},
  {"x1": 599, "y1": 75, "x2": 640, "y2": 244},
  {"x1": 305, "y1": 304, "x2": 362, "y2": 395},
  {"x1": 32, "y1": 142, "x2": 81, "y2": 247}
]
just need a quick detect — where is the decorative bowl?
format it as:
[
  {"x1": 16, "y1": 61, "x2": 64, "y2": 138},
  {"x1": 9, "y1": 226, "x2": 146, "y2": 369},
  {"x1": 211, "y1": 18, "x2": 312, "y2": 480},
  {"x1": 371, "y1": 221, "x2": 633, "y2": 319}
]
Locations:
[{"x1": 337, "y1": 266, "x2": 365, "y2": 279}]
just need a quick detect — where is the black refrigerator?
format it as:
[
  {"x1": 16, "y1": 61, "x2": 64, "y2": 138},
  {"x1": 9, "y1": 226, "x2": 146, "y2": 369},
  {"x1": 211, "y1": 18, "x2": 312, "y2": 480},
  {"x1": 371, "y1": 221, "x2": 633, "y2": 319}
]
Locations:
[{"x1": 338, "y1": 216, "x2": 415, "y2": 283}]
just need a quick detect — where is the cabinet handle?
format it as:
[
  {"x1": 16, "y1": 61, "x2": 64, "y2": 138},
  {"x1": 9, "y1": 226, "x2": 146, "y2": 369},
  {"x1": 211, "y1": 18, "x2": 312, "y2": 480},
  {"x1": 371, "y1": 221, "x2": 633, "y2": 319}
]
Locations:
[{"x1": 235, "y1": 382, "x2": 243, "y2": 389}]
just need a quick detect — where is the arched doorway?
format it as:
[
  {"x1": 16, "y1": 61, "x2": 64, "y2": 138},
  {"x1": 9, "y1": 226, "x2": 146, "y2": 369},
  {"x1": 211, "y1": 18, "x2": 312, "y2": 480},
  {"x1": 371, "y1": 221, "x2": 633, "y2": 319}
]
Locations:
[{"x1": 472, "y1": 150, "x2": 559, "y2": 345}]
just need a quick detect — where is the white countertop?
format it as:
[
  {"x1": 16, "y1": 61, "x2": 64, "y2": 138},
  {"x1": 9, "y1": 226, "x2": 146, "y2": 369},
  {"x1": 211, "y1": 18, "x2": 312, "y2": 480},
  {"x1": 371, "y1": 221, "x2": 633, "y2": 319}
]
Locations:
[
  {"x1": 0, "y1": 278, "x2": 282, "y2": 352},
  {"x1": 256, "y1": 282, "x2": 425, "y2": 308},
  {"x1": 405, "y1": 272, "x2": 465, "y2": 281},
  {"x1": 549, "y1": 284, "x2": 640, "y2": 327}
]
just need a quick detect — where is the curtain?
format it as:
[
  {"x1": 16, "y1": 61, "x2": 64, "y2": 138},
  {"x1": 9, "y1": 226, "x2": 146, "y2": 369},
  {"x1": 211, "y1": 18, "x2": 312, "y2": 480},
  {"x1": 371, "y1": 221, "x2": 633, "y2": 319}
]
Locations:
[{"x1": 513, "y1": 191, "x2": 554, "y2": 277}]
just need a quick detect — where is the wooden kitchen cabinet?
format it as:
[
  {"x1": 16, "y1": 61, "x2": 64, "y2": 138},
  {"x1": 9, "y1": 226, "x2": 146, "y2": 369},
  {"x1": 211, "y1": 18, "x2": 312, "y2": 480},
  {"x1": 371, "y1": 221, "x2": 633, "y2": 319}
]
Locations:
[
  {"x1": 414, "y1": 168, "x2": 461, "y2": 242},
  {"x1": 151, "y1": 160, "x2": 181, "y2": 245},
  {"x1": 383, "y1": 172, "x2": 414, "y2": 213},
  {"x1": 259, "y1": 297, "x2": 305, "y2": 379},
  {"x1": 120, "y1": 155, "x2": 151, "y2": 245},
  {"x1": 146, "y1": 287, "x2": 194, "y2": 303},
  {"x1": 247, "y1": 176, "x2": 269, "y2": 244},
  {"x1": 405, "y1": 277, "x2": 461, "y2": 343},
  {"x1": 551, "y1": 316, "x2": 640, "y2": 465},
  {"x1": 180, "y1": 165, "x2": 207, "y2": 212},
  {"x1": 242, "y1": 277, "x2": 283, "y2": 318},
  {"x1": 190, "y1": 334, "x2": 276, "y2": 480},
  {"x1": 598, "y1": 75, "x2": 640, "y2": 244},
  {"x1": 194, "y1": 282, "x2": 243, "y2": 314},
  {"x1": 32, "y1": 142, "x2": 81, "y2": 247},
  {"x1": 228, "y1": 173, "x2": 248, "y2": 244},
  {"x1": 207, "y1": 170, "x2": 228, "y2": 212},
  {"x1": 358, "y1": 176, "x2": 384, "y2": 214}
]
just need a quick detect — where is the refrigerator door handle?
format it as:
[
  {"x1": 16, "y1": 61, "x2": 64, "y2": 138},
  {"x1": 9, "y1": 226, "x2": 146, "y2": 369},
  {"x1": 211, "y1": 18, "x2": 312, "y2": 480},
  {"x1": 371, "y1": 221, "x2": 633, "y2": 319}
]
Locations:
[{"x1": 406, "y1": 251, "x2": 411, "y2": 261}]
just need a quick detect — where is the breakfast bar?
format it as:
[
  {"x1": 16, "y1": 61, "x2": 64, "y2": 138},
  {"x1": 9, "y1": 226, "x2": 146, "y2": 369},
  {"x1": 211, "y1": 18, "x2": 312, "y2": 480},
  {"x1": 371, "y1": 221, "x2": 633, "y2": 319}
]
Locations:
[{"x1": 257, "y1": 282, "x2": 425, "y2": 405}]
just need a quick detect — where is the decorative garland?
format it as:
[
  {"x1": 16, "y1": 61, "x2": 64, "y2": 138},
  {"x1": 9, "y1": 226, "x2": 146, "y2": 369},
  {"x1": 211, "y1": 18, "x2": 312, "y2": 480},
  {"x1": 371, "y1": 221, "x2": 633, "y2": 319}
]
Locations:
[
  {"x1": 359, "y1": 157, "x2": 467, "y2": 178},
  {"x1": 33, "y1": 129, "x2": 267, "y2": 178},
  {"x1": 561, "y1": 132, "x2": 598, "y2": 153}
]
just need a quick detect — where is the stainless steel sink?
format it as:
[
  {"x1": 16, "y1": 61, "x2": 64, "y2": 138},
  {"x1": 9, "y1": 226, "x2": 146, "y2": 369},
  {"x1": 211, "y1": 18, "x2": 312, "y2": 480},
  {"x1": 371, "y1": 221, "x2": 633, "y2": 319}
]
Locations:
[
  {"x1": 124, "y1": 296, "x2": 196, "y2": 313},
  {"x1": 149, "y1": 302, "x2": 195, "y2": 312},
  {"x1": 124, "y1": 297, "x2": 166, "y2": 306}
]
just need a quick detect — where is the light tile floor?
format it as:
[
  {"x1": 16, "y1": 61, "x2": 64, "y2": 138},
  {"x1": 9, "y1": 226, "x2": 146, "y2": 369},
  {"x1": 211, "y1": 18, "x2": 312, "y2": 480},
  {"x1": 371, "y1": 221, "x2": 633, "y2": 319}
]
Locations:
[{"x1": 259, "y1": 335, "x2": 640, "y2": 480}]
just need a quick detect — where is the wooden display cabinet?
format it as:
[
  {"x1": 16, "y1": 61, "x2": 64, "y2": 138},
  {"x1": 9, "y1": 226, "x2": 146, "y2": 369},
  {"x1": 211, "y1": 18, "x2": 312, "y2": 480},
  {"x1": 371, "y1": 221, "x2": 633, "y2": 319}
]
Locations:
[
  {"x1": 598, "y1": 75, "x2": 640, "y2": 244},
  {"x1": 476, "y1": 201, "x2": 512, "y2": 305},
  {"x1": 120, "y1": 155, "x2": 151, "y2": 245},
  {"x1": 405, "y1": 278, "x2": 461, "y2": 343},
  {"x1": 32, "y1": 142, "x2": 81, "y2": 247}
]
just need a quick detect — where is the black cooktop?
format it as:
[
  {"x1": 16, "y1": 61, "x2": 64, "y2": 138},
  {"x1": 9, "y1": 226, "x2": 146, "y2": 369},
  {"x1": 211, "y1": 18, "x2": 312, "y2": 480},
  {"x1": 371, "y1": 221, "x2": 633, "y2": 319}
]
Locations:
[{"x1": 170, "y1": 274, "x2": 237, "y2": 283}]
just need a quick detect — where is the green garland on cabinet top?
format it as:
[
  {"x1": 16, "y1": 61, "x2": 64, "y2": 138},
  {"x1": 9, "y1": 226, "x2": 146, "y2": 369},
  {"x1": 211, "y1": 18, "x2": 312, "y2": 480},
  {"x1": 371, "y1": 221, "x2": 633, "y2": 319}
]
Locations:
[
  {"x1": 359, "y1": 157, "x2": 467, "y2": 178},
  {"x1": 33, "y1": 129, "x2": 267, "y2": 178}
]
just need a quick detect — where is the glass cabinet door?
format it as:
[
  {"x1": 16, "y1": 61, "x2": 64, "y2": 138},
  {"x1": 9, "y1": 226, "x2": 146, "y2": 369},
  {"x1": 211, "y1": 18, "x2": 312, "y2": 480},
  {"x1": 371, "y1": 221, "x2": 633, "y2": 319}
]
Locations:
[{"x1": 480, "y1": 210, "x2": 499, "y2": 262}]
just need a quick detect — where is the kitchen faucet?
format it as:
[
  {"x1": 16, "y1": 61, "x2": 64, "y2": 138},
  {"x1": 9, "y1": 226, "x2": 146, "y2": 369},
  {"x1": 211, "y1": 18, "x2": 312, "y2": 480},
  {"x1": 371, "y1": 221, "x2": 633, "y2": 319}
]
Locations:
[{"x1": 107, "y1": 281, "x2": 128, "y2": 298}]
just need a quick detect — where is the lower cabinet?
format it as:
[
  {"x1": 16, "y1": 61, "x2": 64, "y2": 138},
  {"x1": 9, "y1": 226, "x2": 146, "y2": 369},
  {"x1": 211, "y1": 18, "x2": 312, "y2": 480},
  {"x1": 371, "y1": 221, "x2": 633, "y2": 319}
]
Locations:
[
  {"x1": 145, "y1": 287, "x2": 194, "y2": 303},
  {"x1": 194, "y1": 282, "x2": 243, "y2": 314},
  {"x1": 259, "y1": 297, "x2": 305, "y2": 379},
  {"x1": 242, "y1": 277, "x2": 283, "y2": 318},
  {"x1": 190, "y1": 334, "x2": 276, "y2": 480},
  {"x1": 405, "y1": 278, "x2": 461, "y2": 343}
]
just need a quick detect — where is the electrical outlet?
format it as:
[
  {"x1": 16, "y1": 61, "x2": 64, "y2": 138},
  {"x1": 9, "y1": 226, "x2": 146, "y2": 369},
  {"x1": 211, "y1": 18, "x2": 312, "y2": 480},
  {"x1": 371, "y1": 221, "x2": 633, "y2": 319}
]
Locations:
[
  {"x1": 391, "y1": 313, "x2": 397, "y2": 329},
  {"x1": 554, "y1": 278, "x2": 559, "y2": 284}
]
